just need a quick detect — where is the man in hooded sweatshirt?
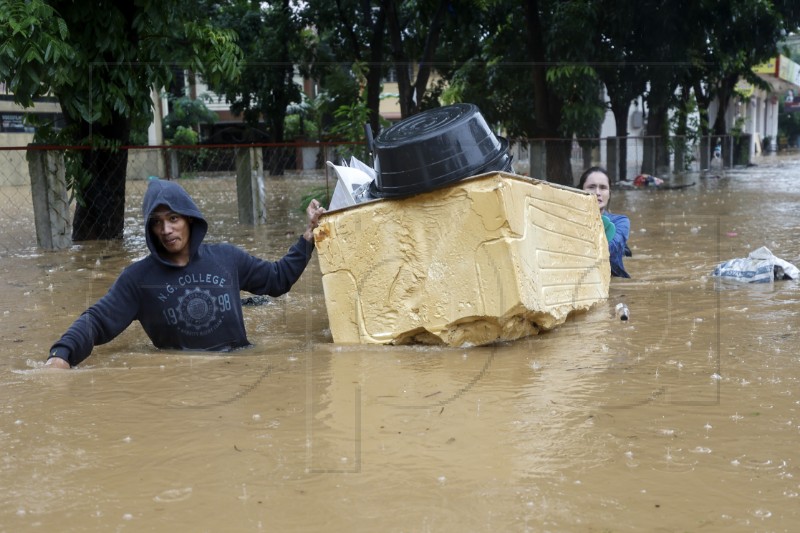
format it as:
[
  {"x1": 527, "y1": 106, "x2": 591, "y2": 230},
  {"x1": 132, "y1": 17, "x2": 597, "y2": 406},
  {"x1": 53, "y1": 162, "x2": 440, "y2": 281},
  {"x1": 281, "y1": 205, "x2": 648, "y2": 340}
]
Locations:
[{"x1": 45, "y1": 179, "x2": 326, "y2": 368}]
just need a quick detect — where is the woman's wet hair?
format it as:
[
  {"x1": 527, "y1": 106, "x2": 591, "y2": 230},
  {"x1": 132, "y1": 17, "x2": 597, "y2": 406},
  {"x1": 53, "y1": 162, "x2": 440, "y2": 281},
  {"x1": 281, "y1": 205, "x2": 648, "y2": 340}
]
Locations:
[{"x1": 578, "y1": 166, "x2": 609, "y2": 190}]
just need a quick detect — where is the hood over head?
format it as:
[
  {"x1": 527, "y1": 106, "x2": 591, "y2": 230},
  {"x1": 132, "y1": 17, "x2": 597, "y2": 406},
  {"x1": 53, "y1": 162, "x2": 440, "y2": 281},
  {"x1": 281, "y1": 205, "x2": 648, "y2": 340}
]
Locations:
[{"x1": 142, "y1": 179, "x2": 208, "y2": 265}]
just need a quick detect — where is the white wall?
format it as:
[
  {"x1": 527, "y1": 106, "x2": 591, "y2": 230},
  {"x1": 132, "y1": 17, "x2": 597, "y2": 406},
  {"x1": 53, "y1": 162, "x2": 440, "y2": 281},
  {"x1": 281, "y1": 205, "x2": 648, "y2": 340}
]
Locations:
[{"x1": 596, "y1": 82, "x2": 781, "y2": 169}]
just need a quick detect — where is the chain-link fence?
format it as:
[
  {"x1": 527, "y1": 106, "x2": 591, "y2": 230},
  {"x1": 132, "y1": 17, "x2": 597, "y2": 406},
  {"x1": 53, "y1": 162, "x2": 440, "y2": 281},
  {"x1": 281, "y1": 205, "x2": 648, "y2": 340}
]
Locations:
[
  {"x1": 0, "y1": 142, "x2": 357, "y2": 255},
  {"x1": 510, "y1": 134, "x2": 751, "y2": 182},
  {"x1": 0, "y1": 135, "x2": 752, "y2": 255}
]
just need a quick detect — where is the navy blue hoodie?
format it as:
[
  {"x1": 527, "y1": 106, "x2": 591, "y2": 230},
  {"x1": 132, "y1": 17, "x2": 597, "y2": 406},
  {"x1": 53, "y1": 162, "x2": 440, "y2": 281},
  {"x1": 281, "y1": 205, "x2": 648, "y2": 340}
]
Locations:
[{"x1": 48, "y1": 179, "x2": 314, "y2": 366}]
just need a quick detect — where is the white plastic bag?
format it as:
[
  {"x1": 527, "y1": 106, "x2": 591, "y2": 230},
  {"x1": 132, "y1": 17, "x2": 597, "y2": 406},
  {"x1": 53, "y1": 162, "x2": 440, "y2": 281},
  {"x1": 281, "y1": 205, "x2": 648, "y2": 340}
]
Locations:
[
  {"x1": 712, "y1": 246, "x2": 799, "y2": 283},
  {"x1": 326, "y1": 161, "x2": 374, "y2": 210}
]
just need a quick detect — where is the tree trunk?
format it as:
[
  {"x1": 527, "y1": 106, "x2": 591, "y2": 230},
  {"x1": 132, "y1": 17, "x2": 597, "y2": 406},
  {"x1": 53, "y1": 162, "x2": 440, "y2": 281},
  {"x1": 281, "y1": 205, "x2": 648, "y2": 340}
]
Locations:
[
  {"x1": 642, "y1": 79, "x2": 673, "y2": 176},
  {"x1": 641, "y1": 107, "x2": 670, "y2": 176},
  {"x1": 266, "y1": 103, "x2": 288, "y2": 176},
  {"x1": 712, "y1": 94, "x2": 729, "y2": 136},
  {"x1": 71, "y1": 147, "x2": 128, "y2": 241},
  {"x1": 673, "y1": 85, "x2": 691, "y2": 172},
  {"x1": 692, "y1": 80, "x2": 712, "y2": 169},
  {"x1": 365, "y1": 2, "x2": 386, "y2": 132},
  {"x1": 580, "y1": 141, "x2": 592, "y2": 170},
  {"x1": 599, "y1": 62, "x2": 646, "y2": 182},
  {"x1": 69, "y1": 109, "x2": 130, "y2": 241},
  {"x1": 712, "y1": 75, "x2": 739, "y2": 136},
  {"x1": 385, "y1": 0, "x2": 410, "y2": 118},
  {"x1": 545, "y1": 140, "x2": 574, "y2": 186},
  {"x1": 524, "y1": 0, "x2": 571, "y2": 185},
  {"x1": 411, "y1": 0, "x2": 449, "y2": 111},
  {"x1": 385, "y1": 0, "x2": 447, "y2": 117},
  {"x1": 692, "y1": 79, "x2": 711, "y2": 137},
  {"x1": 610, "y1": 100, "x2": 630, "y2": 181}
]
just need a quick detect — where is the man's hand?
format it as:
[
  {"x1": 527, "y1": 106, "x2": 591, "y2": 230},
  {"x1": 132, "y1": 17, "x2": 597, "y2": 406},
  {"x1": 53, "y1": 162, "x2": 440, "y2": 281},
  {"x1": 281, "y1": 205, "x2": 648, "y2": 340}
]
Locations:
[
  {"x1": 303, "y1": 199, "x2": 326, "y2": 242},
  {"x1": 44, "y1": 357, "x2": 71, "y2": 369}
]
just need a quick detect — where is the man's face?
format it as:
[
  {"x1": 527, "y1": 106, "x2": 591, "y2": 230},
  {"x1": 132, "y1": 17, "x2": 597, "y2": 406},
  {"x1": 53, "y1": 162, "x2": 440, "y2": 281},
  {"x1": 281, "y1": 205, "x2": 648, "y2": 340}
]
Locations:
[{"x1": 150, "y1": 206, "x2": 192, "y2": 264}]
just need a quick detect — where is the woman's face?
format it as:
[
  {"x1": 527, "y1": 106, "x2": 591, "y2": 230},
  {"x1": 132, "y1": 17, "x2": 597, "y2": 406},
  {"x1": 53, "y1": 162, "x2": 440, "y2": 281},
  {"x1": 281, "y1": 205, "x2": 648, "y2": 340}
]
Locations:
[{"x1": 582, "y1": 171, "x2": 610, "y2": 212}]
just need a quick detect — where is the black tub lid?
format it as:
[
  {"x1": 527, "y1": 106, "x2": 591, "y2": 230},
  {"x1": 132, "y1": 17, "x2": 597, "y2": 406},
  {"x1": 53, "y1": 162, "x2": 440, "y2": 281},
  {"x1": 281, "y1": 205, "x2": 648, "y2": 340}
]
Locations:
[{"x1": 374, "y1": 103, "x2": 481, "y2": 146}]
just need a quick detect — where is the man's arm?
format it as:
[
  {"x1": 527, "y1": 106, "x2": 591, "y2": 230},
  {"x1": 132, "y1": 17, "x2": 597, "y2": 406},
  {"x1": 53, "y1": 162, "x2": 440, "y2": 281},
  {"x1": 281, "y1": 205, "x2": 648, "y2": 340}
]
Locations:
[{"x1": 44, "y1": 269, "x2": 141, "y2": 368}]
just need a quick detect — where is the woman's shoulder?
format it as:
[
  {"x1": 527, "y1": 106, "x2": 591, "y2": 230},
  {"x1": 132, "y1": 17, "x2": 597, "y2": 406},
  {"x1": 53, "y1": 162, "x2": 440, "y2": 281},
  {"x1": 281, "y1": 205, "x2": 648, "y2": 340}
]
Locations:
[
  {"x1": 605, "y1": 211, "x2": 631, "y2": 239},
  {"x1": 605, "y1": 211, "x2": 629, "y2": 222}
]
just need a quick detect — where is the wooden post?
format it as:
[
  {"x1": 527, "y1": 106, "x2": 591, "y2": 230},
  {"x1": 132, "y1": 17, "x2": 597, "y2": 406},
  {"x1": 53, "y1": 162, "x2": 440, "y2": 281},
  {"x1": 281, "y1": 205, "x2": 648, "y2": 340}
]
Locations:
[
  {"x1": 27, "y1": 147, "x2": 71, "y2": 250},
  {"x1": 252, "y1": 147, "x2": 267, "y2": 224},
  {"x1": 235, "y1": 146, "x2": 267, "y2": 225}
]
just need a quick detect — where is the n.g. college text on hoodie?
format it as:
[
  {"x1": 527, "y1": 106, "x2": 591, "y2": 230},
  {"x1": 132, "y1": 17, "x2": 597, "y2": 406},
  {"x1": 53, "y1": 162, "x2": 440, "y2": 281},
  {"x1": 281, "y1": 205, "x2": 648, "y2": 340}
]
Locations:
[{"x1": 49, "y1": 179, "x2": 314, "y2": 366}]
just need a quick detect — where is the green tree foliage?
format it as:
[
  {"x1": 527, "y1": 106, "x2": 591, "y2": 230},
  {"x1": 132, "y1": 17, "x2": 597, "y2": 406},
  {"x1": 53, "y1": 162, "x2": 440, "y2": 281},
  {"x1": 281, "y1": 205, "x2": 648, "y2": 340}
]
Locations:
[
  {"x1": 436, "y1": 5, "x2": 527, "y2": 133},
  {"x1": 304, "y1": 0, "x2": 480, "y2": 137},
  {"x1": 5, "y1": 0, "x2": 800, "y2": 216},
  {"x1": 252, "y1": 0, "x2": 800, "y2": 180},
  {"x1": 207, "y1": 0, "x2": 303, "y2": 140},
  {"x1": 162, "y1": 95, "x2": 218, "y2": 142},
  {"x1": 383, "y1": 0, "x2": 458, "y2": 119},
  {"x1": 328, "y1": 105, "x2": 373, "y2": 162},
  {"x1": 302, "y1": 0, "x2": 389, "y2": 135},
  {"x1": 688, "y1": 0, "x2": 790, "y2": 136},
  {"x1": 207, "y1": 0, "x2": 310, "y2": 174},
  {"x1": 284, "y1": 98, "x2": 313, "y2": 138},
  {"x1": 424, "y1": 1, "x2": 608, "y2": 184},
  {"x1": 0, "y1": 0, "x2": 242, "y2": 240},
  {"x1": 591, "y1": 0, "x2": 649, "y2": 180},
  {"x1": 172, "y1": 126, "x2": 200, "y2": 146}
]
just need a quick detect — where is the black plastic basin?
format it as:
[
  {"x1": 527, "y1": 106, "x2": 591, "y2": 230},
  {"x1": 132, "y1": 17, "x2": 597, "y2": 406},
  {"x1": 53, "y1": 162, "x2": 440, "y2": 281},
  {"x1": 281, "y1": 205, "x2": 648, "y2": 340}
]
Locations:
[{"x1": 370, "y1": 103, "x2": 511, "y2": 198}]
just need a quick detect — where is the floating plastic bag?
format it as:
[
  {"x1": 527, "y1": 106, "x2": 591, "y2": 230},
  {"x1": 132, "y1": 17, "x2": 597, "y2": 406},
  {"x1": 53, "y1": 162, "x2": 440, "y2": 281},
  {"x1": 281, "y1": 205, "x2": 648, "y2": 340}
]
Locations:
[{"x1": 712, "y1": 246, "x2": 799, "y2": 283}]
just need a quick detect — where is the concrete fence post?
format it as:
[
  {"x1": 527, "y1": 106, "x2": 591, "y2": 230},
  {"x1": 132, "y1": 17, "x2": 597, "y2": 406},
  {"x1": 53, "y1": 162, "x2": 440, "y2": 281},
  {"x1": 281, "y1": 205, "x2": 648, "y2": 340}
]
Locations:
[
  {"x1": 235, "y1": 146, "x2": 267, "y2": 225},
  {"x1": 530, "y1": 140, "x2": 546, "y2": 181},
  {"x1": 169, "y1": 150, "x2": 180, "y2": 180},
  {"x1": 606, "y1": 137, "x2": 620, "y2": 182},
  {"x1": 27, "y1": 147, "x2": 71, "y2": 250}
]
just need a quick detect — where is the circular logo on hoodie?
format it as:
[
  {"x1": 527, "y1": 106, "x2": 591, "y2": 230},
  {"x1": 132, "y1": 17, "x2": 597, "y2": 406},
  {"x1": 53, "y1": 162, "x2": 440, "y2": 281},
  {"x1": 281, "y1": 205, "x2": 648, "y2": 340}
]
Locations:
[{"x1": 177, "y1": 288, "x2": 218, "y2": 330}]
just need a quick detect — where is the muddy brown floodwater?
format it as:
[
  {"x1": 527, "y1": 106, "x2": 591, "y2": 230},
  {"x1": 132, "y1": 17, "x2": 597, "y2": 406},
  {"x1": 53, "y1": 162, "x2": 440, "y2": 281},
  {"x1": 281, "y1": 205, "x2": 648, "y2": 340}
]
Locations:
[{"x1": 2, "y1": 155, "x2": 800, "y2": 532}]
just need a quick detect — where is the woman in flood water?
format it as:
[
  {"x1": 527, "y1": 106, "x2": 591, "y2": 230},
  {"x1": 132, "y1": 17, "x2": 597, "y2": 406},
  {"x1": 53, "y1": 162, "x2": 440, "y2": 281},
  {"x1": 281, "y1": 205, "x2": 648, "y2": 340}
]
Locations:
[
  {"x1": 578, "y1": 166, "x2": 631, "y2": 278},
  {"x1": 45, "y1": 179, "x2": 326, "y2": 368}
]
